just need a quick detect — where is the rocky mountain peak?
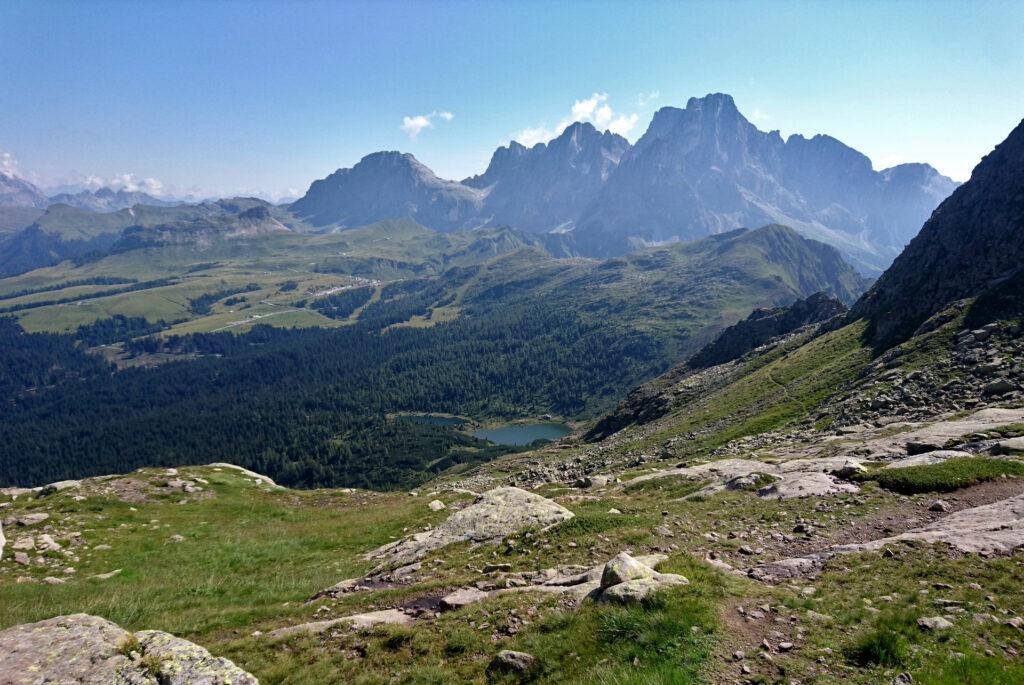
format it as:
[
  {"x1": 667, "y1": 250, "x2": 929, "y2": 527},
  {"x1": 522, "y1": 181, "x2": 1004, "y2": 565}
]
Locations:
[{"x1": 850, "y1": 118, "x2": 1024, "y2": 346}]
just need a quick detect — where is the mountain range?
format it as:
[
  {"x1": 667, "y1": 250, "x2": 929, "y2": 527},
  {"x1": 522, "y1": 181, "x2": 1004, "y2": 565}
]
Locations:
[
  {"x1": 290, "y1": 93, "x2": 958, "y2": 273},
  {"x1": 0, "y1": 94, "x2": 958, "y2": 275}
]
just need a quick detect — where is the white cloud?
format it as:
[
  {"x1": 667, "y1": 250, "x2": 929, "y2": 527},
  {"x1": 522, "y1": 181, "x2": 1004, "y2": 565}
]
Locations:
[
  {"x1": 109, "y1": 173, "x2": 165, "y2": 196},
  {"x1": 608, "y1": 113, "x2": 640, "y2": 137},
  {"x1": 0, "y1": 150, "x2": 20, "y2": 178},
  {"x1": 400, "y1": 110, "x2": 455, "y2": 139},
  {"x1": 400, "y1": 115, "x2": 433, "y2": 139},
  {"x1": 637, "y1": 90, "x2": 660, "y2": 106},
  {"x1": 750, "y1": 108, "x2": 771, "y2": 123},
  {"x1": 512, "y1": 93, "x2": 642, "y2": 147}
]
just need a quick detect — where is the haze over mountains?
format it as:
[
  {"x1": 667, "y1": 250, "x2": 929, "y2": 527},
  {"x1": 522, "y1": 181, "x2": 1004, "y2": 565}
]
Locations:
[
  {"x1": 1, "y1": 93, "x2": 957, "y2": 276},
  {"x1": 291, "y1": 93, "x2": 958, "y2": 273}
]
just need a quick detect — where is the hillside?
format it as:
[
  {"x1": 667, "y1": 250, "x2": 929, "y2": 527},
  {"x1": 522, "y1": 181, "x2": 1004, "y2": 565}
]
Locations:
[{"x1": 850, "y1": 118, "x2": 1024, "y2": 346}]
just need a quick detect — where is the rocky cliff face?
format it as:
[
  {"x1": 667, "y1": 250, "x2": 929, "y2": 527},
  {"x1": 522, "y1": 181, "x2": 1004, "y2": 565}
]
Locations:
[
  {"x1": 573, "y1": 94, "x2": 958, "y2": 272},
  {"x1": 0, "y1": 171, "x2": 49, "y2": 209},
  {"x1": 290, "y1": 151, "x2": 485, "y2": 231},
  {"x1": 289, "y1": 95, "x2": 954, "y2": 273},
  {"x1": 850, "y1": 118, "x2": 1024, "y2": 346},
  {"x1": 464, "y1": 121, "x2": 629, "y2": 233}
]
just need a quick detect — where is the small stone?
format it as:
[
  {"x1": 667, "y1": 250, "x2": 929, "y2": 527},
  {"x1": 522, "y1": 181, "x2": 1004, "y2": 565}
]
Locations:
[
  {"x1": 483, "y1": 563, "x2": 512, "y2": 574},
  {"x1": 487, "y1": 650, "x2": 535, "y2": 674},
  {"x1": 169, "y1": 534, "x2": 185, "y2": 543},
  {"x1": 917, "y1": 616, "x2": 954, "y2": 631},
  {"x1": 42, "y1": 576, "x2": 66, "y2": 585},
  {"x1": 778, "y1": 642, "x2": 794, "y2": 652},
  {"x1": 929, "y1": 500, "x2": 949, "y2": 512},
  {"x1": 428, "y1": 500, "x2": 446, "y2": 512}
]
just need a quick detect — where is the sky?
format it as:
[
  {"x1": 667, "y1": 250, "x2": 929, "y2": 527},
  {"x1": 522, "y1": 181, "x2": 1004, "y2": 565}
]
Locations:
[{"x1": 1, "y1": 0, "x2": 1022, "y2": 201}]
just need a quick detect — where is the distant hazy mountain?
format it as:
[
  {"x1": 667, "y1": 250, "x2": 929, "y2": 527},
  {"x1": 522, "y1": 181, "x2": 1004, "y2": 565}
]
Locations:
[
  {"x1": 290, "y1": 93, "x2": 956, "y2": 274},
  {"x1": 464, "y1": 121, "x2": 629, "y2": 233},
  {"x1": 0, "y1": 198, "x2": 288, "y2": 277},
  {"x1": 0, "y1": 171, "x2": 49, "y2": 209},
  {"x1": 290, "y1": 151, "x2": 485, "y2": 231},
  {"x1": 47, "y1": 187, "x2": 179, "y2": 212},
  {"x1": 850, "y1": 117, "x2": 1024, "y2": 345},
  {"x1": 573, "y1": 94, "x2": 958, "y2": 272}
]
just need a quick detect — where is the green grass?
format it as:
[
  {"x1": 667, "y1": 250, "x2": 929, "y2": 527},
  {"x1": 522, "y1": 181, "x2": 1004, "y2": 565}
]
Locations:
[
  {"x1": 845, "y1": 614, "x2": 913, "y2": 667},
  {"x1": 628, "y1": 320, "x2": 872, "y2": 457},
  {"x1": 858, "y1": 458, "x2": 1024, "y2": 494},
  {"x1": 918, "y1": 654, "x2": 1024, "y2": 685}
]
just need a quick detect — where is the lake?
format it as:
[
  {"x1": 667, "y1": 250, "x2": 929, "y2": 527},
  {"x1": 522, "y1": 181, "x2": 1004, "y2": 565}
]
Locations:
[{"x1": 471, "y1": 422, "x2": 571, "y2": 446}]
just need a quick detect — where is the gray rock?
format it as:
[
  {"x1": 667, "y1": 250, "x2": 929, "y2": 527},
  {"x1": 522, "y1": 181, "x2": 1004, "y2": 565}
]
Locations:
[
  {"x1": 601, "y1": 575, "x2": 688, "y2": 604},
  {"x1": 917, "y1": 616, "x2": 954, "y2": 631},
  {"x1": 929, "y1": 500, "x2": 950, "y2": 513},
  {"x1": 995, "y1": 437, "x2": 1024, "y2": 454},
  {"x1": 367, "y1": 487, "x2": 573, "y2": 567},
  {"x1": 16, "y1": 513, "x2": 49, "y2": 527},
  {"x1": 600, "y1": 552, "x2": 655, "y2": 589},
  {"x1": 440, "y1": 587, "x2": 492, "y2": 611},
  {"x1": 134, "y1": 630, "x2": 258, "y2": 684},
  {"x1": 0, "y1": 614, "x2": 256, "y2": 684},
  {"x1": 487, "y1": 649, "x2": 536, "y2": 674},
  {"x1": 427, "y1": 499, "x2": 446, "y2": 512},
  {"x1": 983, "y1": 379, "x2": 1015, "y2": 396},
  {"x1": 906, "y1": 441, "x2": 941, "y2": 455}
]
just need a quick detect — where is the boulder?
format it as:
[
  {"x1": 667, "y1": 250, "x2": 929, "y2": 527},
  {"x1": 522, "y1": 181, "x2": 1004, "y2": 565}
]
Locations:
[
  {"x1": 906, "y1": 441, "x2": 941, "y2": 455},
  {"x1": 0, "y1": 614, "x2": 255, "y2": 684},
  {"x1": 440, "y1": 587, "x2": 492, "y2": 611},
  {"x1": 367, "y1": 487, "x2": 574, "y2": 567},
  {"x1": 832, "y1": 459, "x2": 867, "y2": 479},
  {"x1": 602, "y1": 574, "x2": 688, "y2": 604},
  {"x1": 16, "y1": 513, "x2": 49, "y2": 527},
  {"x1": 428, "y1": 499, "x2": 446, "y2": 512},
  {"x1": 487, "y1": 649, "x2": 536, "y2": 674},
  {"x1": 917, "y1": 616, "x2": 954, "y2": 631},
  {"x1": 995, "y1": 437, "x2": 1024, "y2": 455},
  {"x1": 983, "y1": 379, "x2": 1015, "y2": 396},
  {"x1": 600, "y1": 552, "x2": 655, "y2": 589}
]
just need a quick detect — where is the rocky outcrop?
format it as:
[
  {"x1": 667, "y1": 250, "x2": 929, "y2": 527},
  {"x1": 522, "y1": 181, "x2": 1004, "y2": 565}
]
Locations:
[
  {"x1": 688, "y1": 292, "x2": 848, "y2": 369},
  {"x1": 850, "y1": 118, "x2": 1024, "y2": 346},
  {"x1": 290, "y1": 151, "x2": 485, "y2": 230},
  {"x1": 0, "y1": 171, "x2": 49, "y2": 209},
  {"x1": 366, "y1": 487, "x2": 573, "y2": 568},
  {"x1": 573, "y1": 94, "x2": 956, "y2": 271},
  {"x1": 0, "y1": 613, "x2": 256, "y2": 684},
  {"x1": 464, "y1": 122, "x2": 629, "y2": 233}
]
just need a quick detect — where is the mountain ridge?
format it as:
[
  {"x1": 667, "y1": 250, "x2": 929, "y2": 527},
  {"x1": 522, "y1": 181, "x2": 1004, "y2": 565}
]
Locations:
[{"x1": 290, "y1": 93, "x2": 957, "y2": 274}]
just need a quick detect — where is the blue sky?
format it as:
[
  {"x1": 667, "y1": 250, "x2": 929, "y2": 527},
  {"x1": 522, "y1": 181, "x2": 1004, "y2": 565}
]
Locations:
[{"x1": 1, "y1": 0, "x2": 1022, "y2": 200}]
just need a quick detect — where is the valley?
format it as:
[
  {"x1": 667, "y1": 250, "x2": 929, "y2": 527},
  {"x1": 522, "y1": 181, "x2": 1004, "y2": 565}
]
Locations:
[{"x1": 0, "y1": 11, "x2": 1021, "y2": 682}]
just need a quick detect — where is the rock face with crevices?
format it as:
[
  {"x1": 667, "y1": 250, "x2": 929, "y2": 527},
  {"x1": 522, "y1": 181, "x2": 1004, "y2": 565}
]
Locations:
[
  {"x1": 367, "y1": 487, "x2": 574, "y2": 567},
  {"x1": 0, "y1": 613, "x2": 257, "y2": 685}
]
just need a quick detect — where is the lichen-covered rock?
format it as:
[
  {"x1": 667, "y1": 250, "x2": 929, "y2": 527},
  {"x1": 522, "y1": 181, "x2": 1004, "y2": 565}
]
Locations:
[
  {"x1": 367, "y1": 487, "x2": 573, "y2": 567},
  {"x1": 0, "y1": 614, "x2": 257, "y2": 685},
  {"x1": 600, "y1": 552, "x2": 655, "y2": 589},
  {"x1": 487, "y1": 649, "x2": 536, "y2": 674},
  {"x1": 602, "y1": 575, "x2": 687, "y2": 603},
  {"x1": 134, "y1": 630, "x2": 257, "y2": 684}
]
